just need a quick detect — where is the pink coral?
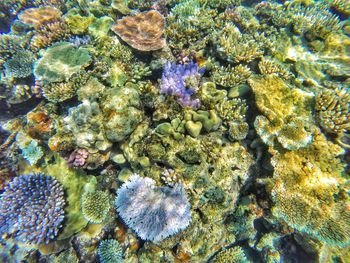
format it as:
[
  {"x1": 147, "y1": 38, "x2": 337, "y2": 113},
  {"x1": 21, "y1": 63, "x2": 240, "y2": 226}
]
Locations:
[{"x1": 67, "y1": 148, "x2": 89, "y2": 167}]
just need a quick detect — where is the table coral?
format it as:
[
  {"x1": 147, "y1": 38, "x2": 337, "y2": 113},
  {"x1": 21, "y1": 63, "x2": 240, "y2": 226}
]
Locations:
[
  {"x1": 0, "y1": 173, "x2": 65, "y2": 245},
  {"x1": 111, "y1": 10, "x2": 166, "y2": 51},
  {"x1": 115, "y1": 174, "x2": 191, "y2": 242},
  {"x1": 18, "y1": 6, "x2": 61, "y2": 29},
  {"x1": 270, "y1": 128, "x2": 349, "y2": 246},
  {"x1": 249, "y1": 75, "x2": 313, "y2": 150},
  {"x1": 34, "y1": 42, "x2": 91, "y2": 83}
]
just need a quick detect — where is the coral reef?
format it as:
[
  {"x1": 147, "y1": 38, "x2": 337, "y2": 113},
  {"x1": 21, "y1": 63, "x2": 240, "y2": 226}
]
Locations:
[
  {"x1": 115, "y1": 174, "x2": 191, "y2": 242},
  {"x1": 81, "y1": 190, "x2": 110, "y2": 223},
  {"x1": 98, "y1": 239, "x2": 123, "y2": 263},
  {"x1": 111, "y1": 10, "x2": 166, "y2": 51},
  {"x1": 0, "y1": 173, "x2": 65, "y2": 245}
]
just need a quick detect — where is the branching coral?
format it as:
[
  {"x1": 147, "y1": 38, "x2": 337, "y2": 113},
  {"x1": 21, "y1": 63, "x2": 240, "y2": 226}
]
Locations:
[
  {"x1": 115, "y1": 174, "x2": 191, "y2": 242},
  {"x1": 161, "y1": 61, "x2": 204, "y2": 108},
  {"x1": 98, "y1": 239, "x2": 123, "y2": 263},
  {"x1": 81, "y1": 190, "x2": 110, "y2": 223},
  {"x1": 212, "y1": 64, "x2": 251, "y2": 88},
  {"x1": 0, "y1": 173, "x2": 65, "y2": 245},
  {"x1": 316, "y1": 87, "x2": 350, "y2": 148},
  {"x1": 111, "y1": 10, "x2": 166, "y2": 51}
]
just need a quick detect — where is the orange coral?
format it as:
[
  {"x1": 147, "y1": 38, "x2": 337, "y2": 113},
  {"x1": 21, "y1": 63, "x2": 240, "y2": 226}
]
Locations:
[
  {"x1": 18, "y1": 6, "x2": 62, "y2": 29},
  {"x1": 26, "y1": 111, "x2": 54, "y2": 140},
  {"x1": 111, "y1": 10, "x2": 166, "y2": 51}
]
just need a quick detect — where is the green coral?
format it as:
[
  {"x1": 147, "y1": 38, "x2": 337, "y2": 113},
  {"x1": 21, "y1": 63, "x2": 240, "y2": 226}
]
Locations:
[
  {"x1": 34, "y1": 42, "x2": 91, "y2": 83},
  {"x1": 81, "y1": 190, "x2": 110, "y2": 223},
  {"x1": 4, "y1": 50, "x2": 35, "y2": 78},
  {"x1": 65, "y1": 13, "x2": 95, "y2": 35},
  {"x1": 212, "y1": 246, "x2": 247, "y2": 263},
  {"x1": 98, "y1": 239, "x2": 123, "y2": 263}
]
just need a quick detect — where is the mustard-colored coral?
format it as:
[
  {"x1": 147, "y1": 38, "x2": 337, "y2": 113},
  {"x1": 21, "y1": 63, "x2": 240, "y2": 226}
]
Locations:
[
  {"x1": 18, "y1": 6, "x2": 61, "y2": 29},
  {"x1": 249, "y1": 75, "x2": 313, "y2": 150},
  {"x1": 316, "y1": 87, "x2": 350, "y2": 148},
  {"x1": 111, "y1": 10, "x2": 166, "y2": 51},
  {"x1": 212, "y1": 246, "x2": 247, "y2": 263},
  {"x1": 271, "y1": 128, "x2": 349, "y2": 246}
]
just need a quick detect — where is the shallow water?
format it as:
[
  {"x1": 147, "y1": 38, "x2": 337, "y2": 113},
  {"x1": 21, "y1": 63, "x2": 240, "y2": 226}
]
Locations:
[{"x1": 0, "y1": 0, "x2": 349, "y2": 262}]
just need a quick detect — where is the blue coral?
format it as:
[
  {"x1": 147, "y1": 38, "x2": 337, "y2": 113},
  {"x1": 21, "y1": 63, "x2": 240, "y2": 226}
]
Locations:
[
  {"x1": 98, "y1": 239, "x2": 123, "y2": 263},
  {"x1": 115, "y1": 174, "x2": 191, "y2": 242},
  {"x1": 160, "y1": 61, "x2": 204, "y2": 108},
  {"x1": 0, "y1": 173, "x2": 65, "y2": 245}
]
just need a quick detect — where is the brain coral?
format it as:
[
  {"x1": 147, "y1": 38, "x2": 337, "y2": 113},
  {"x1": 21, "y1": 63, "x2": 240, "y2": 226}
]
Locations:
[
  {"x1": 98, "y1": 239, "x2": 123, "y2": 263},
  {"x1": 111, "y1": 10, "x2": 166, "y2": 51},
  {"x1": 34, "y1": 42, "x2": 91, "y2": 83},
  {"x1": 115, "y1": 174, "x2": 191, "y2": 242},
  {"x1": 0, "y1": 173, "x2": 65, "y2": 245}
]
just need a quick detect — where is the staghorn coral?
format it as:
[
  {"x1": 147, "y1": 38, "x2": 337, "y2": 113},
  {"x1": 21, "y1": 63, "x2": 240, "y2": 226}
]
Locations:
[
  {"x1": 115, "y1": 174, "x2": 191, "y2": 242},
  {"x1": 212, "y1": 64, "x2": 251, "y2": 88},
  {"x1": 160, "y1": 61, "x2": 204, "y2": 108},
  {"x1": 30, "y1": 19, "x2": 70, "y2": 52},
  {"x1": 81, "y1": 190, "x2": 110, "y2": 223},
  {"x1": 4, "y1": 50, "x2": 35, "y2": 79},
  {"x1": 215, "y1": 23, "x2": 264, "y2": 64},
  {"x1": 98, "y1": 239, "x2": 123, "y2": 263},
  {"x1": 111, "y1": 10, "x2": 166, "y2": 51},
  {"x1": 0, "y1": 173, "x2": 65, "y2": 245},
  {"x1": 212, "y1": 246, "x2": 247, "y2": 263},
  {"x1": 18, "y1": 6, "x2": 61, "y2": 29},
  {"x1": 34, "y1": 42, "x2": 91, "y2": 83},
  {"x1": 166, "y1": 0, "x2": 216, "y2": 52},
  {"x1": 258, "y1": 57, "x2": 290, "y2": 79},
  {"x1": 315, "y1": 87, "x2": 350, "y2": 148}
]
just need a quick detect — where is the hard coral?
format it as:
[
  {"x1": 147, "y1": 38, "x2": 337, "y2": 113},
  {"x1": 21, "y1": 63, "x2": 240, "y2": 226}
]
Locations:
[
  {"x1": 0, "y1": 173, "x2": 65, "y2": 245},
  {"x1": 81, "y1": 190, "x2": 110, "y2": 223},
  {"x1": 316, "y1": 87, "x2": 350, "y2": 148},
  {"x1": 18, "y1": 6, "x2": 61, "y2": 29},
  {"x1": 98, "y1": 239, "x2": 123, "y2": 263},
  {"x1": 111, "y1": 10, "x2": 166, "y2": 51},
  {"x1": 161, "y1": 61, "x2": 204, "y2": 108},
  {"x1": 115, "y1": 174, "x2": 191, "y2": 242},
  {"x1": 4, "y1": 50, "x2": 35, "y2": 78}
]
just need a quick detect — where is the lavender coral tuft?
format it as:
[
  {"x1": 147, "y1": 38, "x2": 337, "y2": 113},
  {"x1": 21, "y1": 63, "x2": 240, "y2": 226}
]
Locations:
[
  {"x1": 0, "y1": 173, "x2": 65, "y2": 245},
  {"x1": 160, "y1": 61, "x2": 204, "y2": 108},
  {"x1": 115, "y1": 174, "x2": 191, "y2": 242}
]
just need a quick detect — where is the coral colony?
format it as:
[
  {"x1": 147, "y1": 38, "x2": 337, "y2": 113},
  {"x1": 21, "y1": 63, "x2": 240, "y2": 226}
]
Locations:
[{"x1": 0, "y1": 0, "x2": 349, "y2": 262}]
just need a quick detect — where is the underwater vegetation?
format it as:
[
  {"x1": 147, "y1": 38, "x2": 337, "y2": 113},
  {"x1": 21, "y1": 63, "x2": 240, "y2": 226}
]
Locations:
[{"x1": 0, "y1": 0, "x2": 349, "y2": 262}]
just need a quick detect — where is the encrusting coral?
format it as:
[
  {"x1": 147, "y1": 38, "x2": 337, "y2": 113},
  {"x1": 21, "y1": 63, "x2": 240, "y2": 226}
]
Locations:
[
  {"x1": 111, "y1": 10, "x2": 166, "y2": 51},
  {"x1": 115, "y1": 174, "x2": 191, "y2": 242},
  {"x1": 0, "y1": 173, "x2": 65, "y2": 245}
]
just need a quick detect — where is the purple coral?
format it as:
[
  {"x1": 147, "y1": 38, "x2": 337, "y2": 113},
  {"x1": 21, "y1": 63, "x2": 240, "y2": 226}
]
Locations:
[
  {"x1": 0, "y1": 173, "x2": 65, "y2": 245},
  {"x1": 160, "y1": 61, "x2": 204, "y2": 108},
  {"x1": 67, "y1": 148, "x2": 89, "y2": 167},
  {"x1": 115, "y1": 174, "x2": 191, "y2": 242}
]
